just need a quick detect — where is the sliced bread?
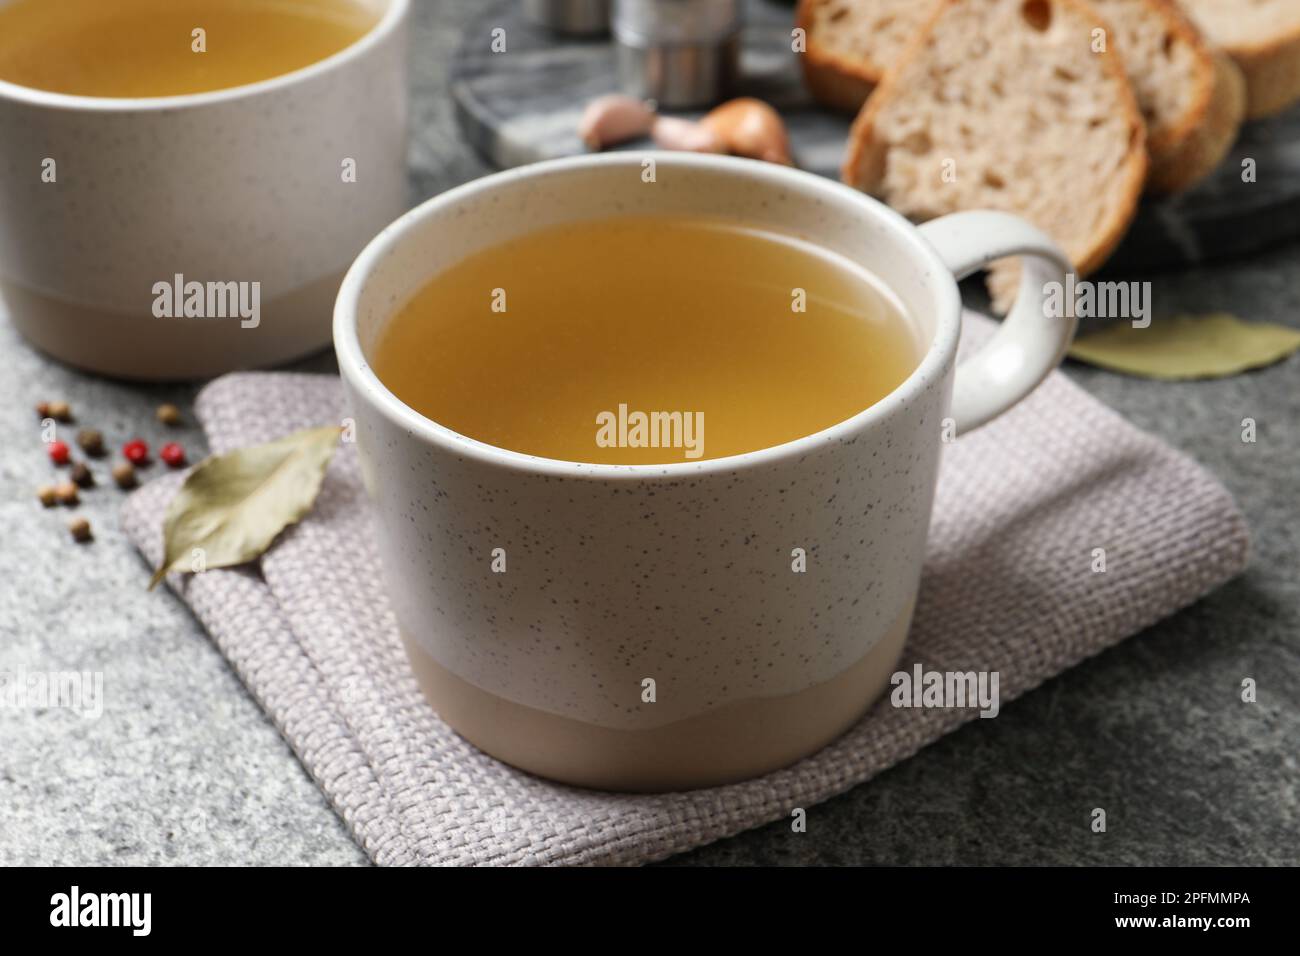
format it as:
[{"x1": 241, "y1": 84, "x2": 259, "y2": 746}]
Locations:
[
  {"x1": 797, "y1": 0, "x2": 938, "y2": 112},
  {"x1": 842, "y1": 0, "x2": 1149, "y2": 303},
  {"x1": 1178, "y1": 0, "x2": 1300, "y2": 118},
  {"x1": 1090, "y1": 0, "x2": 1245, "y2": 191},
  {"x1": 813, "y1": 0, "x2": 1242, "y2": 192}
]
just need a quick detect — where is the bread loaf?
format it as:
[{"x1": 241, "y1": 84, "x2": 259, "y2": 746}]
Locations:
[{"x1": 1179, "y1": 0, "x2": 1300, "y2": 118}]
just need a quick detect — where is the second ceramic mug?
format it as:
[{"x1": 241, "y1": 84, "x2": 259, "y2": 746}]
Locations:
[
  {"x1": 335, "y1": 153, "x2": 1075, "y2": 791},
  {"x1": 0, "y1": 0, "x2": 409, "y2": 380}
]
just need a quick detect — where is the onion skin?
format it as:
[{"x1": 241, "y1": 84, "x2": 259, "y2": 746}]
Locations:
[{"x1": 700, "y1": 97, "x2": 793, "y2": 165}]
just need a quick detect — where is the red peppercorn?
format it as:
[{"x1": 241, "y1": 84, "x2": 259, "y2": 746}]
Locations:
[
  {"x1": 160, "y1": 442, "x2": 186, "y2": 468},
  {"x1": 123, "y1": 439, "x2": 149, "y2": 464},
  {"x1": 48, "y1": 440, "x2": 70, "y2": 465}
]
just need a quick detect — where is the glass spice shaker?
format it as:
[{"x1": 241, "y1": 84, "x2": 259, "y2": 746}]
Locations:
[
  {"x1": 522, "y1": 0, "x2": 611, "y2": 36},
  {"x1": 612, "y1": 0, "x2": 742, "y2": 109}
]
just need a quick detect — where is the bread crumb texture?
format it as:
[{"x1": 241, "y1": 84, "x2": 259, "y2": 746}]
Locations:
[{"x1": 867, "y1": 0, "x2": 1144, "y2": 272}]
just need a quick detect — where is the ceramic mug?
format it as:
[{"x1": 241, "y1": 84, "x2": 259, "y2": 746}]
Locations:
[
  {"x1": 334, "y1": 153, "x2": 1075, "y2": 791},
  {"x1": 0, "y1": 0, "x2": 409, "y2": 381}
]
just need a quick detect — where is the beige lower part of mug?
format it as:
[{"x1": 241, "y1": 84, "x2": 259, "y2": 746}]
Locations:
[
  {"x1": 401, "y1": 597, "x2": 915, "y2": 792},
  {"x1": 1, "y1": 271, "x2": 343, "y2": 381}
]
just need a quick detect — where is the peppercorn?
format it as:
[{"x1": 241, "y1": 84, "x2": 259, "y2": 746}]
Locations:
[
  {"x1": 122, "y1": 438, "x2": 149, "y2": 464},
  {"x1": 77, "y1": 428, "x2": 105, "y2": 457},
  {"x1": 54, "y1": 480, "x2": 79, "y2": 505},
  {"x1": 48, "y1": 440, "x2": 70, "y2": 465},
  {"x1": 47, "y1": 400, "x2": 72, "y2": 422},
  {"x1": 111, "y1": 460, "x2": 138, "y2": 489},
  {"x1": 156, "y1": 403, "x2": 183, "y2": 427},
  {"x1": 68, "y1": 516, "x2": 92, "y2": 543},
  {"x1": 160, "y1": 442, "x2": 186, "y2": 468},
  {"x1": 37, "y1": 485, "x2": 58, "y2": 507},
  {"x1": 70, "y1": 462, "x2": 94, "y2": 488}
]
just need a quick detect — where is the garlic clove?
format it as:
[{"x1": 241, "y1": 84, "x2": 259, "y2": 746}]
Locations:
[
  {"x1": 579, "y1": 94, "x2": 657, "y2": 150},
  {"x1": 650, "y1": 115, "x2": 728, "y2": 154}
]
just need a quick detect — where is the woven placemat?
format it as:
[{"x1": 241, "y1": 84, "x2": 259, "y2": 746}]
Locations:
[{"x1": 122, "y1": 313, "x2": 1249, "y2": 865}]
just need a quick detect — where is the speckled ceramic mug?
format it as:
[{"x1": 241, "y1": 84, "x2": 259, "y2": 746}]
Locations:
[
  {"x1": 0, "y1": 0, "x2": 408, "y2": 380},
  {"x1": 335, "y1": 153, "x2": 1075, "y2": 791}
]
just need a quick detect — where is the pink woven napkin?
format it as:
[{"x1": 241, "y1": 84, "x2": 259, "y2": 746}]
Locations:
[{"x1": 121, "y1": 312, "x2": 1249, "y2": 865}]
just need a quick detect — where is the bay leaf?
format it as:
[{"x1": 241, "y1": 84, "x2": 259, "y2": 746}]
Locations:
[
  {"x1": 149, "y1": 425, "x2": 342, "y2": 590},
  {"x1": 1067, "y1": 312, "x2": 1300, "y2": 380}
]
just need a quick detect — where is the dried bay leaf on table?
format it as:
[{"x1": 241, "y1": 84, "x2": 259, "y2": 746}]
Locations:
[
  {"x1": 149, "y1": 425, "x2": 342, "y2": 589},
  {"x1": 1067, "y1": 313, "x2": 1300, "y2": 380}
]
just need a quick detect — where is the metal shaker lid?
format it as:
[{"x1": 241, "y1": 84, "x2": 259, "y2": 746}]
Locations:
[{"x1": 612, "y1": 0, "x2": 743, "y2": 45}]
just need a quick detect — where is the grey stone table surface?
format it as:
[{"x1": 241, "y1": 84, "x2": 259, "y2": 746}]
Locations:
[{"x1": 1, "y1": 0, "x2": 1296, "y2": 866}]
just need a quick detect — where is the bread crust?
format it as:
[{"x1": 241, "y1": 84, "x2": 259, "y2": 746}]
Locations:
[
  {"x1": 817, "y1": 0, "x2": 1240, "y2": 194},
  {"x1": 1134, "y1": 0, "x2": 1243, "y2": 193},
  {"x1": 841, "y1": 0, "x2": 1148, "y2": 278},
  {"x1": 796, "y1": 0, "x2": 884, "y2": 113},
  {"x1": 1148, "y1": 49, "x2": 1246, "y2": 193},
  {"x1": 1226, "y1": 22, "x2": 1300, "y2": 119}
]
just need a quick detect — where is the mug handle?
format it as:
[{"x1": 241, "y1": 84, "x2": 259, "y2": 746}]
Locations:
[{"x1": 918, "y1": 211, "x2": 1076, "y2": 435}]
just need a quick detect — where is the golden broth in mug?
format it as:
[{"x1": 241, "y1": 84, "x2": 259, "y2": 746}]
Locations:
[
  {"x1": 372, "y1": 215, "x2": 921, "y2": 464},
  {"x1": 0, "y1": 0, "x2": 380, "y2": 97}
]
